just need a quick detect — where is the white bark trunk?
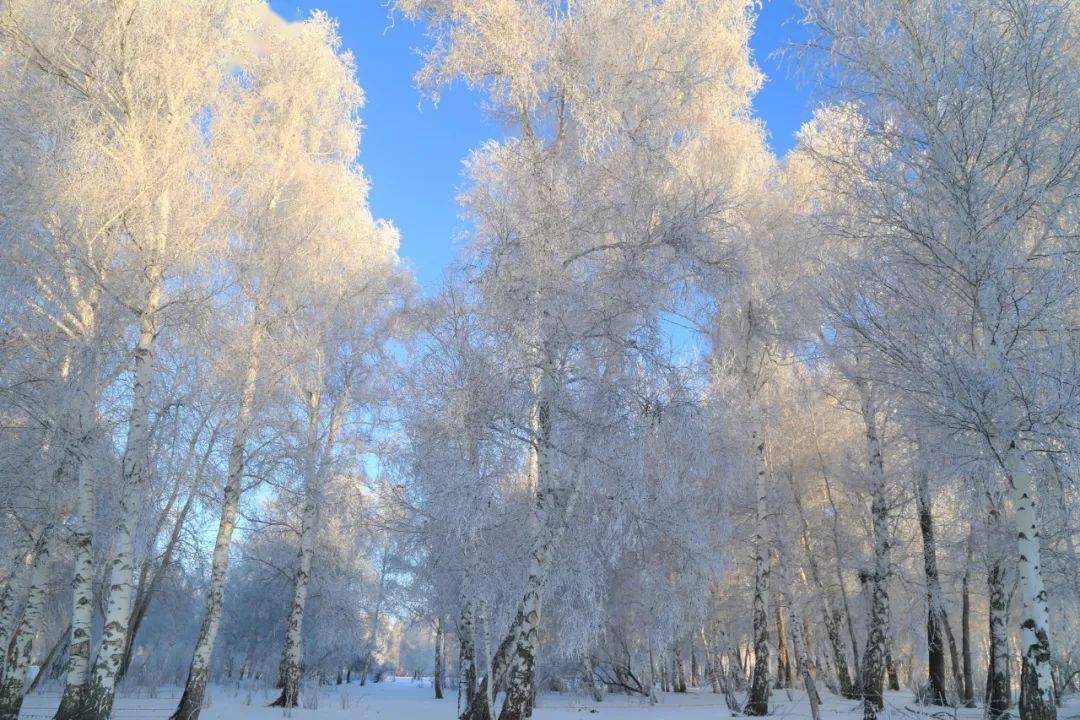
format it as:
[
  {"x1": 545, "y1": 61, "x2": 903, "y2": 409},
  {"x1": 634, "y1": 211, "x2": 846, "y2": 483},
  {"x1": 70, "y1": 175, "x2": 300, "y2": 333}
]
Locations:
[
  {"x1": 172, "y1": 312, "x2": 264, "y2": 720},
  {"x1": 980, "y1": 308, "x2": 1055, "y2": 720},
  {"x1": 457, "y1": 600, "x2": 475, "y2": 717},
  {"x1": 784, "y1": 469, "x2": 856, "y2": 697},
  {"x1": 272, "y1": 387, "x2": 324, "y2": 708},
  {"x1": 858, "y1": 383, "x2": 890, "y2": 720},
  {"x1": 745, "y1": 417, "x2": 770, "y2": 716},
  {"x1": 1007, "y1": 446, "x2": 1056, "y2": 719},
  {"x1": 497, "y1": 364, "x2": 579, "y2": 720},
  {"x1": 986, "y1": 499, "x2": 1011, "y2": 718},
  {"x1": 0, "y1": 550, "x2": 31, "y2": 688},
  {"x1": 55, "y1": 303, "x2": 102, "y2": 718},
  {"x1": 480, "y1": 600, "x2": 493, "y2": 719},
  {"x1": 775, "y1": 541, "x2": 821, "y2": 720},
  {"x1": 55, "y1": 446, "x2": 96, "y2": 719},
  {"x1": 0, "y1": 530, "x2": 53, "y2": 720},
  {"x1": 434, "y1": 617, "x2": 444, "y2": 699},
  {"x1": 84, "y1": 266, "x2": 163, "y2": 720}
]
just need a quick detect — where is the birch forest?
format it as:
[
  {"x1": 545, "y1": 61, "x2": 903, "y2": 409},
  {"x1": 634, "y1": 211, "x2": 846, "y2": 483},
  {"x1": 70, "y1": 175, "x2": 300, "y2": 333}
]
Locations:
[{"x1": 0, "y1": 1, "x2": 1076, "y2": 720}]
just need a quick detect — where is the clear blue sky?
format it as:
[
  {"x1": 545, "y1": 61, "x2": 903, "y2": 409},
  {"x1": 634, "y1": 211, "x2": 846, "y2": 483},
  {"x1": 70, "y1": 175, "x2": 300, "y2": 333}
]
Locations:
[{"x1": 269, "y1": 0, "x2": 815, "y2": 292}]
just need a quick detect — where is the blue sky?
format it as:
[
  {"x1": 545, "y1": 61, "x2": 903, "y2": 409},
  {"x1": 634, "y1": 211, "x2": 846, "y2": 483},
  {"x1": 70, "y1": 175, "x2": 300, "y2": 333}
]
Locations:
[{"x1": 269, "y1": 0, "x2": 816, "y2": 292}]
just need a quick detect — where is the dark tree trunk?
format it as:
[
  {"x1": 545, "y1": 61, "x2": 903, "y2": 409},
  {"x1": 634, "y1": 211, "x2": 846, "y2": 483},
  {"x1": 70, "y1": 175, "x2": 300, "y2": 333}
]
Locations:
[
  {"x1": 885, "y1": 640, "x2": 900, "y2": 692},
  {"x1": 674, "y1": 645, "x2": 687, "y2": 693},
  {"x1": 434, "y1": 617, "x2": 444, "y2": 700},
  {"x1": 917, "y1": 469, "x2": 948, "y2": 705},
  {"x1": 987, "y1": 504, "x2": 1012, "y2": 720},
  {"x1": 776, "y1": 604, "x2": 792, "y2": 689},
  {"x1": 960, "y1": 555, "x2": 975, "y2": 707}
]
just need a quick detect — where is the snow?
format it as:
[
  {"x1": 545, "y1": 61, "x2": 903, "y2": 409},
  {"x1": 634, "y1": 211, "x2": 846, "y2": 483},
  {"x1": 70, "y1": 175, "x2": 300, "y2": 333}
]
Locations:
[{"x1": 18, "y1": 679, "x2": 1080, "y2": 720}]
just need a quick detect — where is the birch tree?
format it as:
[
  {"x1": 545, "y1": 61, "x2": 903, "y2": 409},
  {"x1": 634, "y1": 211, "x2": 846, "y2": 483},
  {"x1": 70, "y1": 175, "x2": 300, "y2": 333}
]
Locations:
[
  {"x1": 397, "y1": 3, "x2": 766, "y2": 715},
  {"x1": 172, "y1": 11, "x2": 396, "y2": 719},
  {"x1": 798, "y1": 2, "x2": 1078, "y2": 717}
]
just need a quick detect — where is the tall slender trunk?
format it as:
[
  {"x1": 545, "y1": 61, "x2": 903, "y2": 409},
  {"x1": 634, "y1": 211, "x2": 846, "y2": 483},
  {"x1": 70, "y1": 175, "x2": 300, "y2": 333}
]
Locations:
[
  {"x1": 118, "y1": 421, "x2": 216, "y2": 683},
  {"x1": 744, "y1": 420, "x2": 770, "y2": 716},
  {"x1": 479, "y1": 600, "x2": 494, "y2": 720},
  {"x1": 0, "y1": 573, "x2": 22, "y2": 681},
  {"x1": 884, "y1": 640, "x2": 900, "y2": 692},
  {"x1": 0, "y1": 532, "x2": 40, "y2": 691},
  {"x1": 458, "y1": 601, "x2": 476, "y2": 717},
  {"x1": 785, "y1": 470, "x2": 857, "y2": 697},
  {"x1": 986, "y1": 496, "x2": 1012, "y2": 720},
  {"x1": 808, "y1": 401, "x2": 861, "y2": 679},
  {"x1": 54, "y1": 326, "x2": 102, "y2": 719},
  {"x1": 700, "y1": 628, "x2": 721, "y2": 695},
  {"x1": 775, "y1": 604, "x2": 792, "y2": 690},
  {"x1": 791, "y1": 609, "x2": 821, "y2": 720},
  {"x1": 673, "y1": 644, "x2": 687, "y2": 693},
  {"x1": 171, "y1": 315, "x2": 264, "y2": 720},
  {"x1": 55, "y1": 451, "x2": 96, "y2": 720},
  {"x1": 858, "y1": 385, "x2": 890, "y2": 720},
  {"x1": 0, "y1": 529, "x2": 52, "y2": 720},
  {"x1": 272, "y1": 389, "x2": 322, "y2": 709},
  {"x1": 982, "y1": 320, "x2": 1055, "y2": 720},
  {"x1": 1006, "y1": 448, "x2": 1056, "y2": 720},
  {"x1": 498, "y1": 366, "x2": 578, "y2": 720},
  {"x1": 82, "y1": 268, "x2": 163, "y2": 720},
  {"x1": 117, "y1": 486, "x2": 199, "y2": 683},
  {"x1": 776, "y1": 541, "x2": 821, "y2": 720},
  {"x1": 915, "y1": 467, "x2": 949, "y2": 705},
  {"x1": 434, "y1": 618, "x2": 444, "y2": 699},
  {"x1": 459, "y1": 602, "x2": 498, "y2": 720},
  {"x1": 46, "y1": 265, "x2": 103, "y2": 719},
  {"x1": 960, "y1": 527, "x2": 975, "y2": 707}
]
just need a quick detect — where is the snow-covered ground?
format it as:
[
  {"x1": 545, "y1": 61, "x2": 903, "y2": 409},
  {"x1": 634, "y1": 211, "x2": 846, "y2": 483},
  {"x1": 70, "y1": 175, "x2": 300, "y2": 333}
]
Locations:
[{"x1": 18, "y1": 680, "x2": 1080, "y2": 720}]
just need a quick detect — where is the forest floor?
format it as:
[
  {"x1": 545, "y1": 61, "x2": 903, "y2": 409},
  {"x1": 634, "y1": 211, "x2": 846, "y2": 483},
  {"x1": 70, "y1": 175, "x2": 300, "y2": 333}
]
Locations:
[{"x1": 18, "y1": 678, "x2": 1080, "y2": 720}]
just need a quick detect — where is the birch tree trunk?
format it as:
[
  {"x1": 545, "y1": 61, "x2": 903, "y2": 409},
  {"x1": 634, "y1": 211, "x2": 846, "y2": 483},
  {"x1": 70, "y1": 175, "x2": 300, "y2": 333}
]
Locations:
[
  {"x1": 82, "y1": 268, "x2": 163, "y2": 720},
  {"x1": 960, "y1": 562, "x2": 974, "y2": 707},
  {"x1": 497, "y1": 366, "x2": 579, "y2": 720},
  {"x1": 272, "y1": 389, "x2": 322, "y2": 709},
  {"x1": 117, "y1": 486, "x2": 199, "y2": 683},
  {"x1": 53, "y1": 307, "x2": 102, "y2": 720},
  {"x1": 986, "y1": 497, "x2": 1012, "y2": 720},
  {"x1": 858, "y1": 385, "x2": 891, "y2": 720},
  {"x1": 1006, "y1": 448, "x2": 1056, "y2": 720},
  {"x1": 775, "y1": 542, "x2": 821, "y2": 720},
  {"x1": 55, "y1": 452, "x2": 96, "y2": 720},
  {"x1": 0, "y1": 578, "x2": 19, "y2": 687},
  {"x1": 171, "y1": 315, "x2": 264, "y2": 720},
  {"x1": 915, "y1": 466, "x2": 949, "y2": 705},
  {"x1": 478, "y1": 600, "x2": 494, "y2": 720},
  {"x1": 785, "y1": 470, "x2": 857, "y2": 697},
  {"x1": 118, "y1": 422, "x2": 217, "y2": 685},
  {"x1": 0, "y1": 529, "x2": 52, "y2": 720},
  {"x1": 981, "y1": 317, "x2": 1056, "y2": 720},
  {"x1": 270, "y1": 484, "x2": 317, "y2": 708},
  {"x1": 808, "y1": 402, "x2": 861, "y2": 680},
  {"x1": 700, "y1": 628, "x2": 721, "y2": 695},
  {"x1": 673, "y1": 644, "x2": 687, "y2": 693},
  {"x1": 744, "y1": 420, "x2": 771, "y2": 716},
  {"x1": 458, "y1": 601, "x2": 476, "y2": 717},
  {"x1": 690, "y1": 643, "x2": 699, "y2": 688},
  {"x1": 434, "y1": 617, "x2": 444, "y2": 699},
  {"x1": 775, "y1": 604, "x2": 792, "y2": 690}
]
